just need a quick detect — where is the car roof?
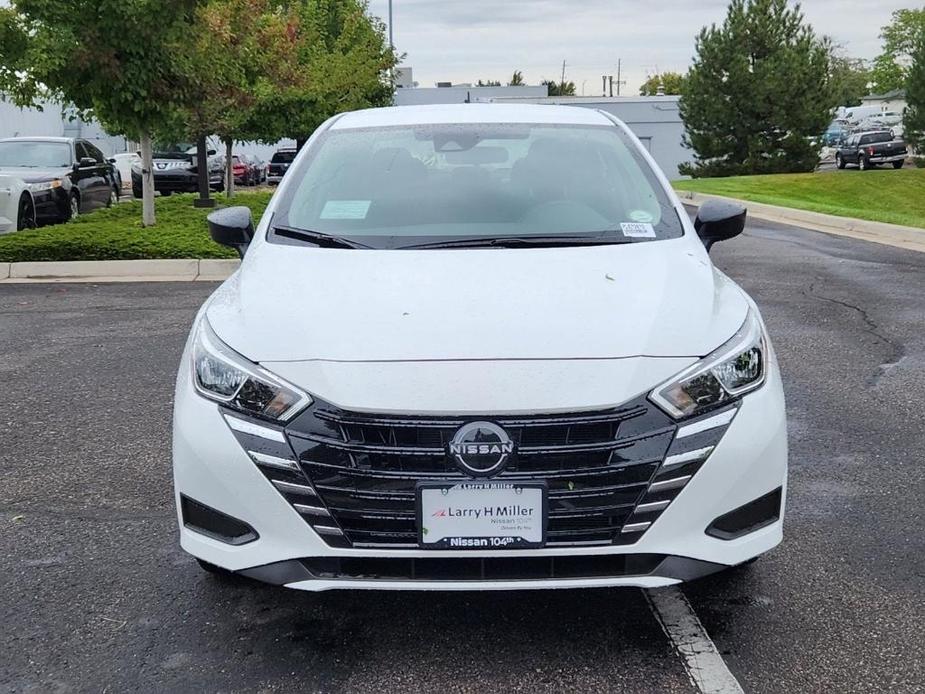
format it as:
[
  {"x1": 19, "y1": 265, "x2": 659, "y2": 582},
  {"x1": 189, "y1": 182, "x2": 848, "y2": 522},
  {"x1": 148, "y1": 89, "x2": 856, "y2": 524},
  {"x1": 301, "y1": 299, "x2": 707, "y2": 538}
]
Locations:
[
  {"x1": 856, "y1": 130, "x2": 892, "y2": 136},
  {"x1": 0, "y1": 136, "x2": 74, "y2": 144},
  {"x1": 330, "y1": 103, "x2": 615, "y2": 130}
]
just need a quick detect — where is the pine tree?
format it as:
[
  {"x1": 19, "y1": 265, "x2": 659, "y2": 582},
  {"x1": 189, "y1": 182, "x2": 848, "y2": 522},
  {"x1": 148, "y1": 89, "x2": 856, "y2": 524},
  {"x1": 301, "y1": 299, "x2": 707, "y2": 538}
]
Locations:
[
  {"x1": 679, "y1": 0, "x2": 835, "y2": 177},
  {"x1": 904, "y1": 30, "x2": 925, "y2": 153}
]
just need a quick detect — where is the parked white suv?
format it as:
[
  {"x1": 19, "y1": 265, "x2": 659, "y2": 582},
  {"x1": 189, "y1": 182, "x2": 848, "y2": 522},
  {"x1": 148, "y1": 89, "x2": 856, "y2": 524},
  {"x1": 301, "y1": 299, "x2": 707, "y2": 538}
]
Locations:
[{"x1": 173, "y1": 104, "x2": 787, "y2": 591}]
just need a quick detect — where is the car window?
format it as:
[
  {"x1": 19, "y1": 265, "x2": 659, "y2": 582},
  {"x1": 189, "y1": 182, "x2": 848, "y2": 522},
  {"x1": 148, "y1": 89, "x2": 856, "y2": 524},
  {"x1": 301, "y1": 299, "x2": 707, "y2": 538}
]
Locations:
[
  {"x1": 74, "y1": 142, "x2": 90, "y2": 161},
  {"x1": 860, "y1": 133, "x2": 891, "y2": 145},
  {"x1": 0, "y1": 140, "x2": 73, "y2": 167},
  {"x1": 273, "y1": 123, "x2": 683, "y2": 249},
  {"x1": 271, "y1": 151, "x2": 297, "y2": 164},
  {"x1": 84, "y1": 142, "x2": 105, "y2": 162}
]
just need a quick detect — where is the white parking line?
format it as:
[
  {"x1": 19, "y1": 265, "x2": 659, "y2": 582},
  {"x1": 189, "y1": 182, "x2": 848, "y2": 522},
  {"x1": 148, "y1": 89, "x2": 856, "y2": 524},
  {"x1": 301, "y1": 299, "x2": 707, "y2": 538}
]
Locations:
[{"x1": 645, "y1": 587, "x2": 745, "y2": 694}]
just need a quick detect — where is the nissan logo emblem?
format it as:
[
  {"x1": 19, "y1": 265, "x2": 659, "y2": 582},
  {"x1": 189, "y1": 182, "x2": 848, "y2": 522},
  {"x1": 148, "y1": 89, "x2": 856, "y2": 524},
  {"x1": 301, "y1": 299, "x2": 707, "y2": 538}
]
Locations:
[{"x1": 447, "y1": 421, "x2": 514, "y2": 477}]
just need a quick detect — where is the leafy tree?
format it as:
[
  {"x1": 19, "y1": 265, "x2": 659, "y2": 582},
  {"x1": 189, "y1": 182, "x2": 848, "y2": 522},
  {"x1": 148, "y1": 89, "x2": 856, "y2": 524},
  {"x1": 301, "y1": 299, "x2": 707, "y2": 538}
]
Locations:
[
  {"x1": 679, "y1": 0, "x2": 835, "y2": 178},
  {"x1": 828, "y1": 53, "x2": 871, "y2": 108},
  {"x1": 871, "y1": 8, "x2": 925, "y2": 93},
  {"x1": 245, "y1": 0, "x2": 397, "y2": 150},
  {"x1": 508, "y1": 70, "x2": 525, "y2": 86},
  {"x1": 476, "y1": 79, "x2": 502, "y2": 87},
  {"x1": 0, "y1": 0, "x2": 202, "y2": 226},
  {"x1": 169, "y1": 0, "x2": 304, "y2": 199},
  {"x1": 639, "y1": 72, "x2": 685, "y2": 96},
  {"x1": 904, "y1": 29, "x2": 925, "y2": 152},
  {"x1": 542, "y1": 79, "x2": 576, "y2": 96}
]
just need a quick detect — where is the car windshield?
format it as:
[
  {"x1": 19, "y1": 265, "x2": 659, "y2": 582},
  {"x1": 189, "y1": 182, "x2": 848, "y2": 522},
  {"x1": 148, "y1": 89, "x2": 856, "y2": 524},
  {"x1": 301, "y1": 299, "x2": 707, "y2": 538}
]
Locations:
[
  {"x1": 272, "y1": 123, "x2": 683, "y2": 249},
  {"x1": 0, "y1": 141, "x2": 71, "y2": 168},
  {"x1": 271, "y1": 151, "x2": 297, "y2": 163}
]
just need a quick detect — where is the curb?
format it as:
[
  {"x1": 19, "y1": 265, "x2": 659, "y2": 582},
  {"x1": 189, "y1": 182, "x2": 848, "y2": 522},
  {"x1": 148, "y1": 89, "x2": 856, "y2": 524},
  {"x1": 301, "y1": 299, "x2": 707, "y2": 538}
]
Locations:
[
  {"x1": 0, "y1": 258, "x2": 240, "y2": 283},
  {"x1": 677, "y1": 191, "x2": 925, "y2": 253}
]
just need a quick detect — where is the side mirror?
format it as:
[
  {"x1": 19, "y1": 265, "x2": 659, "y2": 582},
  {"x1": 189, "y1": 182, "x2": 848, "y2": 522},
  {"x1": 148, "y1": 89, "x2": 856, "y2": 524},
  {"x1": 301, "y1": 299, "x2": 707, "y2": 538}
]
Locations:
[
  {"x1": 108, "y1": 157, "x2": 117, "y2": 164},
  {"x1": 78, "y1": 156, "x2": 97, "y2": 168},
  {"x1": 207, "y1": 206, "x2": 254, "y2": 258},
  {"x1": 207, "y1": 149, "x2": 217, "y2": 156},
  {"x1": 694, "y1": 199, "x2": 747, "y2": 252}
]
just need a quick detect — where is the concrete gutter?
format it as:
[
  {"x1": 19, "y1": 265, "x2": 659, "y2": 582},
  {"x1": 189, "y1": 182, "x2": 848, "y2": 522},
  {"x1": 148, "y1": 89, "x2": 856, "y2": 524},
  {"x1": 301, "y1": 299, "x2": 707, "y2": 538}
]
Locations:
[
  {"x1": 0, "y1": 258, "x2": 240, "y2": 283},
  {"x1": 678, "y1": 191, "x2": 925, "y2": 254}
]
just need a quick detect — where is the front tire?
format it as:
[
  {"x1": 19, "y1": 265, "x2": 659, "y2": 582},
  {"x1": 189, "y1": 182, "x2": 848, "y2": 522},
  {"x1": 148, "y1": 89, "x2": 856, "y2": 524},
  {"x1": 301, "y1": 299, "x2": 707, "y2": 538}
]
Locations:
[
  {"x1": 66, "y1": 193, "x2": 80, "y2": 221},
  {"x1": 835, "y1": 153, "x2": 845, "y2": 170},
  {"x1": 17, "y1": 194, "x2": 36, "y2": 230},
  {"x1": 107, "y1": 186, "x2": 119, "y2": 207},
  {"x1": 859, "y1": 155, "x2": 869, "y2": 171}
]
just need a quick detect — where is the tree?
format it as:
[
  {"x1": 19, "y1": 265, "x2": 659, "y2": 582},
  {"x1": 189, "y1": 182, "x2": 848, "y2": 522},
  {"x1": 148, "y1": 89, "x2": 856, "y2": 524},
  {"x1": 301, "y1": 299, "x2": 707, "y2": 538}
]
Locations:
[
  {"x1": 169, "y1": 0, "x2": 305, "y2": 199},
  {"x1": 678, "y1": 0, "x2": 835, "y2": 178},
  {"x1": 508, "y1": 70, "x2": 525, "y2": 86},
  {"x1": 476, "y1": 79, "x2": 501, "y2": 87},
  {"x1": 827, "y1": 53, "x2": 871, "y2": 108},
  {"x1": 542, "y1": 79, "x2": 576, "y2": 96},
  {"x1": 904, "y1": 29, "x2": 925, "y2": 152},
  {"x1": 639, "y1": 72, "x2": 685, "y2": 96},
  {"x1": 0, "y1": 0, "x2": 202, "y2": 226},
  {"x1": 243, "y1": 0, "x2": 397, "y2": 150},
  {"x1": 871, "y1": 8, "x2": 925, "y2": 93}
]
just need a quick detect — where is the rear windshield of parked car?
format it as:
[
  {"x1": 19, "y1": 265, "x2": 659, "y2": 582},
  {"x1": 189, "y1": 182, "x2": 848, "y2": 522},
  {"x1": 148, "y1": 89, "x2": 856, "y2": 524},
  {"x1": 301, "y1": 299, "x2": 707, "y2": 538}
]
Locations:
[
  {"x1": 272, "y1": 123, "x2": 683, "y2": 248},
  {"x1": 271, "y1": 151, "x2": 297, "y2": 163},
  {"x1": 0, "y1": 141, "x2": 71, "y2": 168},
  {"x1": 860, "y1": 133, "x2": 892, "y2": 144}
]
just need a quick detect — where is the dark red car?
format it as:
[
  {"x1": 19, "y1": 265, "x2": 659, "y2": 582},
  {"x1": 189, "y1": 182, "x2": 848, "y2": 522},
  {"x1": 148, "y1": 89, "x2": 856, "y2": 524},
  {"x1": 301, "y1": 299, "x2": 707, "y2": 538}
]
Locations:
[{"x1": 231, "y1": 155, "x2": 258, "y2": 186}]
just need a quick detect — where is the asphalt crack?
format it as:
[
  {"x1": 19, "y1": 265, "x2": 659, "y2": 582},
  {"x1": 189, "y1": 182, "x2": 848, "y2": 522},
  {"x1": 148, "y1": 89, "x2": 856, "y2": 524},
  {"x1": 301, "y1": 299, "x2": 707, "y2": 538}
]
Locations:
[{"x1": 805, "y1": 281, "x2": 906, "y2": 386}]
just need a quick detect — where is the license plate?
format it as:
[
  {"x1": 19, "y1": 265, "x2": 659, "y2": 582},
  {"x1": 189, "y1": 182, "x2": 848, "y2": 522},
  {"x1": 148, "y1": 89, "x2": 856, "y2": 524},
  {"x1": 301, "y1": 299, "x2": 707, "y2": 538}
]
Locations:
[{"x1": 417, "y1": 481, "x2": 547, "y2": 549}]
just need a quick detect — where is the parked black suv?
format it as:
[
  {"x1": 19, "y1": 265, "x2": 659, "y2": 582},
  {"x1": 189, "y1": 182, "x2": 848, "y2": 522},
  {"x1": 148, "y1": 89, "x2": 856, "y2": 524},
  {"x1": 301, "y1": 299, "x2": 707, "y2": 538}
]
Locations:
[
  {"x1": 131, "y1": 143, "x2": 225, "y2": 197},
  {"x1": 835, "y1": 131, "x2": 908, "y2": 171},
  {"x1": 0, "y1": 137, "x2": 120, "y2": 223},
  {"x1": 267, "y1": 147, "x2": 297, "y2": 184}
]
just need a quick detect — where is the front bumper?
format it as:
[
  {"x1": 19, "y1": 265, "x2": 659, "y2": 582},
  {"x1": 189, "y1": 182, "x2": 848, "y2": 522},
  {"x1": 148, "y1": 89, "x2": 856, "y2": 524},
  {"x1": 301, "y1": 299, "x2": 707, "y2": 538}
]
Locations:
[
  {"x1": 173, "y1": 358, "x2": 787, "y2": 591},
  {"x1": 132, "y1": 170, "x2": 223, "y2": 192}
]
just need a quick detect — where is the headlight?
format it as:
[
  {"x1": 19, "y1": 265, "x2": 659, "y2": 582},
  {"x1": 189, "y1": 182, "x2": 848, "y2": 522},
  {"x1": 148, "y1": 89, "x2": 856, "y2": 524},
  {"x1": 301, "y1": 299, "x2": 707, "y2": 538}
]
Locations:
[
  {"x1": 27, "y1": 179, "x2": 62, "y2": 192},
  {"x1": 650, "y1": 308, "x2": 767, "y2": 419},
  {"x1": 191, "y1": 318, "x2": 312, "y2": 421}
]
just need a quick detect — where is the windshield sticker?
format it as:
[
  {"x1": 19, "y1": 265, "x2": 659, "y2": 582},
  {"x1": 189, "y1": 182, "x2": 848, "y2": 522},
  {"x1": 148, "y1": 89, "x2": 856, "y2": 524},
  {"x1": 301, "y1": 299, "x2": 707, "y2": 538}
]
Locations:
[
  {"x1": 320, "y1": 200, "x2": 371, "y2": 220},
  {"x1": 621, "y1": 222, "x2": 656, "y2": 238},
  {"x1": 629, "y1": 209, "x2": 655, "y2": 223}
]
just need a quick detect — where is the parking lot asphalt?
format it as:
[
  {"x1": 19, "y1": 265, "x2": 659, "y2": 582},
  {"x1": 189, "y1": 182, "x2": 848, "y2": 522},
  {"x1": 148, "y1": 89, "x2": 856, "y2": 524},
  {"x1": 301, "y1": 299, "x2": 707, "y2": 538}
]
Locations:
[{"x1": 2, "y1": 218, "x2": 924, "y2": 693}]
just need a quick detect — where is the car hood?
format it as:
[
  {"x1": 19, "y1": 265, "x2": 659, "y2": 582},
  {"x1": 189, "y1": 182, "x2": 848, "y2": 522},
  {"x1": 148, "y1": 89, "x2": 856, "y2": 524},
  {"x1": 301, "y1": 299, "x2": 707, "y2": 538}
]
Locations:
[
  {"x1": 0, "y1": 166, "x2": 70, "y2": 182},
  {"x1": 206, "y1": 237, "x2": 750, "y2": 362}
]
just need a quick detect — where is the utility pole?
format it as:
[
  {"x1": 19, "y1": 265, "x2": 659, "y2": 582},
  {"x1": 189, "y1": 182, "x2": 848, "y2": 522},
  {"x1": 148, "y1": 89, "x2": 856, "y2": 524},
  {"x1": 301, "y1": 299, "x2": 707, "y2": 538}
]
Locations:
[
  {"x1": 614, "y1": 60, "x2": 627, "y2": 96},
  {"x1": 560, "y1": 59, "x2": 567, "y2": 90},
  {"x1": 388, "y1": 0, "x2": 393, "y2": 49}
]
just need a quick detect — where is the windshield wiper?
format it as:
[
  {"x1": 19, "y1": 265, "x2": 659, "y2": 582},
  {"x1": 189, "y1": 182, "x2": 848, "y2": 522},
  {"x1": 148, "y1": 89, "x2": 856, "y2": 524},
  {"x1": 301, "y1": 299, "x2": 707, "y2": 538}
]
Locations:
[
  {"x1": 273, "y1": 225, "x2": 371, "y2": 249},
  {"x1": 401, "y1": 234, "x2": 636, "y2": 250}
]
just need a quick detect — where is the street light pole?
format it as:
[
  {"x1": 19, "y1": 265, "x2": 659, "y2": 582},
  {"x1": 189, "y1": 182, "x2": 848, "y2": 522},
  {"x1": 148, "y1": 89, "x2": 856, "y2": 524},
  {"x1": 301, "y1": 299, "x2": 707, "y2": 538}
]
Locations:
[{"x1": 388, "y1": 0, "x2": 393, "y2": 49}]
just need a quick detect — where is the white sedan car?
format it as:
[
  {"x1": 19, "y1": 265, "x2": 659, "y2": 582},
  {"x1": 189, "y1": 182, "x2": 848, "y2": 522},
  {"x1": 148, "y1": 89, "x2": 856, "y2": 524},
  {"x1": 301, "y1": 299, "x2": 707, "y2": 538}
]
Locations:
[
  {"x1": 0, "y1": 174, "x2": 35, "y2": 233},
  {"x1": 173, "y1": 104, "x2": 788, "y2": 592}
]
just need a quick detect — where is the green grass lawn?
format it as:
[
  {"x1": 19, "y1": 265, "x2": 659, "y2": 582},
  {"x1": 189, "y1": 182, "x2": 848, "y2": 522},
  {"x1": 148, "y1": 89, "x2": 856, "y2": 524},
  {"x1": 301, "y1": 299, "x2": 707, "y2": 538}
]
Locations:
[
  {"x1": 0, "y1": 191, "x2": 273, "y2": 263},
  {"x1": 673, "y1": 168, "x2": 925, "y2": 230}
]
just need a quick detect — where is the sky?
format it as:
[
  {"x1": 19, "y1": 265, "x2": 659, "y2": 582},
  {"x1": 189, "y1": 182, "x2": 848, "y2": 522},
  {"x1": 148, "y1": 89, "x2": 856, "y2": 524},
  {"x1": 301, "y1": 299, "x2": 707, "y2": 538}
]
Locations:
[{"x1": 367, "y1": 0, "x2": 913, "y2": 94}]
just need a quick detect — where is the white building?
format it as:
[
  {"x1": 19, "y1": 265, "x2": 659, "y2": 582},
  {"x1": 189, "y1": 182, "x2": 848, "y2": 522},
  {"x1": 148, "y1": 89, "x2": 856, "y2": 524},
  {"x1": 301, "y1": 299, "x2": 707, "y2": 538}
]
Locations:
[{"x1": 0, "y1": 95, "x2": 131, "y2": 154}]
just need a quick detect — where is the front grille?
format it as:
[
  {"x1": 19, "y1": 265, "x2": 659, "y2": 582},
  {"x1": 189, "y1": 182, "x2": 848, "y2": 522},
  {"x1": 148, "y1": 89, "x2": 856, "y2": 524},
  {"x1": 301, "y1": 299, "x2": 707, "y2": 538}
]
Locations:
[
  {"x1": 281, "y1": 395, "x2": 700, "y2": 549},
  {"x1": 223, "y1": 401, "x2": 737, "y2": 550}
]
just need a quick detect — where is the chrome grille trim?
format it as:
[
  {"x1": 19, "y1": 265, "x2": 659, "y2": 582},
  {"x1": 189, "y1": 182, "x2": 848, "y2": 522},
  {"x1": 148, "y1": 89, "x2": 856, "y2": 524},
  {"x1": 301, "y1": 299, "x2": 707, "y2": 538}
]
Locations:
[
  {"x1": 294, "y1": 503, "x2": 330, "y2": 517},
  {"x1": 249, "y1": 451, "x2": 300, "y2": 471},
  {"x1": 225, "y1": 415, "x2": 285, "y2": 442},
  {"x1": 676, "y1": 409, "x2": 736, "y2": 439},
  {"x1": 662, "y1": 446, "x2": 714, "y2": 470},
  {"x1": 649, "y1": 475, "x2": 692, "y2": 493},
  {"x1": 313, "y1": 525, "x2": 344, "y2": 536},
  {"x1": 634, "y1": 500, "x2": 671, "y2": 514},
  {"x1": 621, "y1": 521, "x2": 652, "y2": 533},
  {"x1": 272, "y1": 479, "x2": 317, "y2": 496}
]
